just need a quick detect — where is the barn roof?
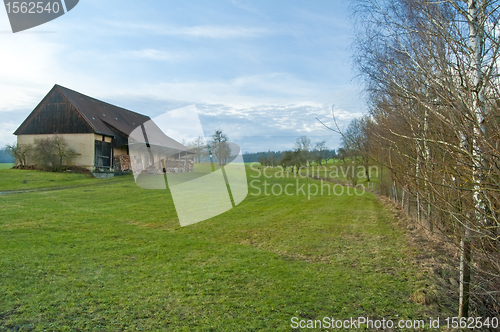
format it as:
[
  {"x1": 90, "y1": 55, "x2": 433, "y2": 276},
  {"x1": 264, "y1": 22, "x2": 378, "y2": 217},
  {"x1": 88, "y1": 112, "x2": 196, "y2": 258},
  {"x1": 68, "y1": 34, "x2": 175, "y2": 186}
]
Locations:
[
  {"x1": 128, "y1": 119, "x2": 194, "y2": 153},
  {"x1": 55, "y1": 85, "x2": 150, "y2": 137}
]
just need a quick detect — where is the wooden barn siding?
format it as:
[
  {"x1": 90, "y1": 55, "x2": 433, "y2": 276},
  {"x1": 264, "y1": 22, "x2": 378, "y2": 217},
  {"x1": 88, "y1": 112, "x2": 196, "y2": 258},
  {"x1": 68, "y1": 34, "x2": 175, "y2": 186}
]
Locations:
[
  {"x1": 105, "y1": 123, "x2": 129, "y2": 148},
  {"x1": 15, "y1": 89, "x2": 94, "y2": 135}
]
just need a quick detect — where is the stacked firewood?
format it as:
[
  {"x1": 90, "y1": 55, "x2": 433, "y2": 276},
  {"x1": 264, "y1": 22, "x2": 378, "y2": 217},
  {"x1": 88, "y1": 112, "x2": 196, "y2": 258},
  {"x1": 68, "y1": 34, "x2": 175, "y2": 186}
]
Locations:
[{"x1": 114, "y1": 155, "x2": 131, "y2": 172}]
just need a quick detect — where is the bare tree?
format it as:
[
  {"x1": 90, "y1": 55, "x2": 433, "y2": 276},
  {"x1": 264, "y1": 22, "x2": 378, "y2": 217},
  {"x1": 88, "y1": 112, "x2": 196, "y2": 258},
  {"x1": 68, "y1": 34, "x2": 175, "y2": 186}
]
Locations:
[
  {"x1": 211, "y1": 130, "x2": 230, "y2": 166},
  {"x1": 292, "y1": 149, "x2": 307, "y2": 174},
  {"x1": 53, "y1": 136, "x2": 77, "y2": 167},
  {"x1": 5, "y1": 143, "x2": 32, "y2": 166},
  {"x1": 352, "y1": 0, "x2": 500, "y2": 317},
  {"x1": 279, "y1": 151, "x2": 294, "y2": 171},
  {"x1": 268, "y1": 153, "x2": 276, "y2": 167},
  {"x1": 314, "y1": 141, "x2": 329, "y2": 166},
  {"x1": 295, "y1": 136, "x2": 312, "y2": 166},
  {"x1": 336, "y1": 148, "x2": 346, "y2": 164},
  {"x1": 342, "y1": 117, "x2": 371, "y2": 181},
  {"x1": 188, "y1": 136, "x2": 207, "y2": 163}
]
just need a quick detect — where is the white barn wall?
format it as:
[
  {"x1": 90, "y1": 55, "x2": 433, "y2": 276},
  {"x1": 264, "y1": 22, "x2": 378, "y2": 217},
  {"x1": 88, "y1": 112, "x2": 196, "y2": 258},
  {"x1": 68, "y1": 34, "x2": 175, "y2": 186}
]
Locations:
[{"x1": 17, "y1": 133, "x2": 95, "y2": 168}]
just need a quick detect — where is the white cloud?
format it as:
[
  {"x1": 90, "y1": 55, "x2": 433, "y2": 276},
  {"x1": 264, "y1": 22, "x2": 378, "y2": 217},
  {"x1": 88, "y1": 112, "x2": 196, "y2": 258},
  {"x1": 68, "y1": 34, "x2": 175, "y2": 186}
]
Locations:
[
  {"x1": 0, "y1": 121, "x2": 18, "y2": 146},
  {"x1": 100, "y1": 21, "x2": 268, "y2": 39},
  {"x1": 192, "y1": 102, "x2": 362, "y2": 152},
  {"x1": 153, "y1": 105, "x2": 205, "y2": 143},
  {"x1": 109, "y1": 73, "x2": 336, "y2": 107},
  {"x1": 171, "y1": 25, "x2": 267, "y2": 38},
  {"x1": 123, "y1": 49, "x2": 180, "y2": 61},
  {"x1": 0, "y1": 34, "x2": 65, "y2": 112},
  {"x1": 230, "y1": 0, "x2": 267, "y2": 18}
]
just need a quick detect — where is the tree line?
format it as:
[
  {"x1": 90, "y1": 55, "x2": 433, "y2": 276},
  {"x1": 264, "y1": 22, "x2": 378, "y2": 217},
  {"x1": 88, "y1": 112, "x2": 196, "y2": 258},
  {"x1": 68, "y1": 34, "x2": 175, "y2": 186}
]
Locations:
[
  {"x1": 348, "y1": 0, "x2": 500, "y2": 318},
  {"x1": 242, "y1": 151, "x2": 287, "y2": 163},
  {"x1": 186, "y1": 130, "x2": 236, "y2": 166},
  {"x1": 244, "y1": 146, "x2": 337, "y2": 166},
  {"x1": 255, "y1": 136, "x2": 337, "y2": 172},
  {"x1": 188, "y1": 133, "x2": 338, "y2": 170},
  {"x1": 0, "y1": 149, "x2": 14, "y2": 163}
]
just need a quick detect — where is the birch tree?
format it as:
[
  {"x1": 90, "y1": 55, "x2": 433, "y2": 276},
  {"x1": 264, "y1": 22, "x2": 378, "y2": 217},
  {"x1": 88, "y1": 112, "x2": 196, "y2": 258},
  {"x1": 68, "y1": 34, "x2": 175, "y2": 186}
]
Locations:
[{"x1": 352, "y1": 0, "x2": 500, "y2": 317}]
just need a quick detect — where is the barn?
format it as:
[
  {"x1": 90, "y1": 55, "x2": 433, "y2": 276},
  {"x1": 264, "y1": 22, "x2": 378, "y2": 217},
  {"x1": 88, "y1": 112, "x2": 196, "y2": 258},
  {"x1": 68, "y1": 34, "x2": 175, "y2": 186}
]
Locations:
[{"x1": 14, "y1": 84, "x2": 193, "y2": 173}]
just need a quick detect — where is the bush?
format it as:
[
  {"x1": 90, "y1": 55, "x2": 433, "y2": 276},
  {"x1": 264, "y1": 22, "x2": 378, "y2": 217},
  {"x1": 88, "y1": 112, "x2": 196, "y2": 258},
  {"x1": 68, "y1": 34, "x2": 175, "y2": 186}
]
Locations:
[{"x1": 32, "y1": 136, "x2": 77, "y2": 170}]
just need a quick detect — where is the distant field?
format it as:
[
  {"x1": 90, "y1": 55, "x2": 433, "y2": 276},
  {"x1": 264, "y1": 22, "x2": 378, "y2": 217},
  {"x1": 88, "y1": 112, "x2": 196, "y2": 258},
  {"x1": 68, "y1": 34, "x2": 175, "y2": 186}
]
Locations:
[
  {"x1": 0, "y1": 166, "x2": 453, "y2": 331},
  {"x1": 0, "y1": 163, "x2": 14, "y2": 170},
  {"x1": 248, "y1": 162, "x2": 383, "y2": 188}
]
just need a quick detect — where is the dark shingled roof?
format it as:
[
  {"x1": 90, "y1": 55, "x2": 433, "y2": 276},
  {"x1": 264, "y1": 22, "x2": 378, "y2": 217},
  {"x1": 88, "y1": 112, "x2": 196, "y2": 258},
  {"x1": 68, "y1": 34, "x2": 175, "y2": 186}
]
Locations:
[{"x1": 55, "y1": 84, "x2": 151, "y2": 137}]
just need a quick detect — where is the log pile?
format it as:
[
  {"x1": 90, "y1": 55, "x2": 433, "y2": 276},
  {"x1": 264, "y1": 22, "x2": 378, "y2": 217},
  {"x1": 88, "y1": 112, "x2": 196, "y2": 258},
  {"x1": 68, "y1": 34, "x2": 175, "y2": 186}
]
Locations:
[
  {"x1": 165, "y1": 159, "x2": 194, "y2": 173},
  {"x1": 114, "y1": 155, "x2": 131, "y2": 172},
  {"x1": 128, "y1": 156, "x2": 194, "y2": 174}
]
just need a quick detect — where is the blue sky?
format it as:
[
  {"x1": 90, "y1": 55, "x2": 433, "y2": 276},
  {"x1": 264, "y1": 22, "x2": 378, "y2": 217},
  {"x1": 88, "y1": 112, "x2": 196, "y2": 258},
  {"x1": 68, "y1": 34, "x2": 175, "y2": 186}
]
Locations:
[{"x1": 0, "y1": 0, "x2": 366, "y2": 153}]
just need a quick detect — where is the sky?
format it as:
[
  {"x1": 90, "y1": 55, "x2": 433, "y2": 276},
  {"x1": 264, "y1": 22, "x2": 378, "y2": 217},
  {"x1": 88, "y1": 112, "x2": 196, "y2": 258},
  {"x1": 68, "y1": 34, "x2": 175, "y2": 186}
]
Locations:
[{"x1": 0, "y1": 0, "x2": 366, "y2": 153}]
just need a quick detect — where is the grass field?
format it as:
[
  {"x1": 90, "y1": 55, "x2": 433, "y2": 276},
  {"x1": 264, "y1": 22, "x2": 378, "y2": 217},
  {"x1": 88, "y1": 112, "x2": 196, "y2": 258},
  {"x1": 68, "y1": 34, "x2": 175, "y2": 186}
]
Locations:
[
  {"x1": 249, "y1": 161, "x2": 385, "y2": 188},
  {"x1": 0, "y1": 163, "x2": 14, "y2": 170},
  {"x1": 0, "y1": 166, "x2": 453, "y2": 331}
]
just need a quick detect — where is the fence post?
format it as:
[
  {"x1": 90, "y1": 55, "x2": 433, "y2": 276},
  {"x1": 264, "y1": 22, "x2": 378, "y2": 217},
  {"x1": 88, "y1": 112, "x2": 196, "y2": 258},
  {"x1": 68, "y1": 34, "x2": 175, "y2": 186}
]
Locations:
[
  {"x1": 402, "y1": 189, "x2": 405, "y2": 208},
  {"x1": 393, "y1": 181, "x2": 398, "y2": 204},
  {"x1": 417, "y1": 192, "x2": 421, "y2": 224}
]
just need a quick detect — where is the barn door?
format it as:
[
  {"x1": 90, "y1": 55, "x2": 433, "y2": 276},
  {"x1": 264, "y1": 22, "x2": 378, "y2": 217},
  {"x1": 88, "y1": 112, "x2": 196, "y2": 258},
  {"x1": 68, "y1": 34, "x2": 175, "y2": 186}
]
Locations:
[{"x1": 94, "y1": 140, "x2": 112, "y2": 169}]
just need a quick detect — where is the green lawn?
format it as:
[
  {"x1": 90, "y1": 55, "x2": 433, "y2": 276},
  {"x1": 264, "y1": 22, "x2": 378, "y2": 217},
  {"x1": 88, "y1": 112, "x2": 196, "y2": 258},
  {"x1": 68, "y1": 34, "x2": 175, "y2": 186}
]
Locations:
[
  {"x1": 0, "y1": 168, "x2": 100, "y2": 192},
  {"x1": 0, "y1": 163, "x2": 14, "y2": 170},
  {"x1": 0, "y1": 167, "x2": 453, "y2": 331}
]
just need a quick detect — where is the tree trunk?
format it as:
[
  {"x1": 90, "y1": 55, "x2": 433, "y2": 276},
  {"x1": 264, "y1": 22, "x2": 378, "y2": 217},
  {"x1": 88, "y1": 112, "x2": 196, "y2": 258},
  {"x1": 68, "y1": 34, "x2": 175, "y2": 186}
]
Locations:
[
  {"x1": 427, "y1": 197, "x2": 432, "y2": 232},
  {"x1": 457, "y1": 0, "x2": 485, "y2": 318},
  {"x1": 459, "y1": 226, "x2": 471, "y2": 318},
  {"x1": 408, "y1": 194, "x2": 411, "y2": 215},
  {"x1": 393, "y1": 181, "x2": 398, "y2": 204}
]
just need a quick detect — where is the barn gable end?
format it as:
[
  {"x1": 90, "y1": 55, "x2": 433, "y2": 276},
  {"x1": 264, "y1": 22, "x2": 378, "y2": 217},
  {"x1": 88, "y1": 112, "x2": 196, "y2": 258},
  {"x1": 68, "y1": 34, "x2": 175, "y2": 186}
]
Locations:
[{"x1": 14, "y1": 86, "x2": 95, "y2": 136}]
